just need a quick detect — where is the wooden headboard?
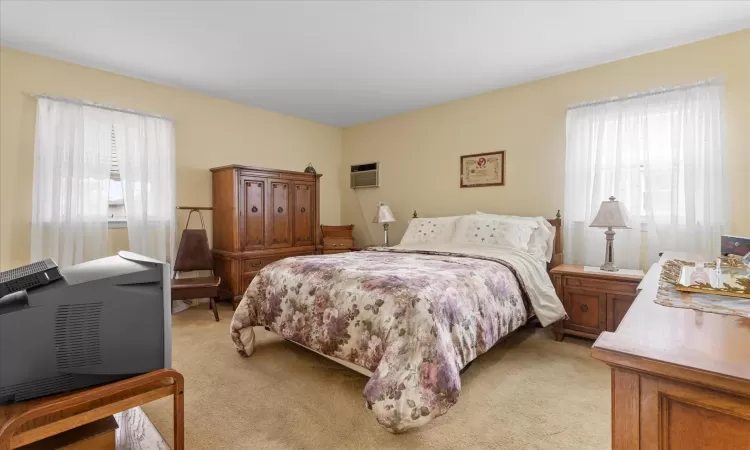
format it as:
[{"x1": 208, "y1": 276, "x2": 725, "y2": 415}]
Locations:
[
  {"x1": 410, "y1": 210, "x2": 563, "y2": 271},
  {"x1": 547, "y1": 210, "x2": 563, "y2": 271}
]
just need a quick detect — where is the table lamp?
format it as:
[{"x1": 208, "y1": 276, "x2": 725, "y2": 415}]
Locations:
[
  {"x1": 590, "y1": 196, "x2": 631, "y2": 272},
  {"x1": 372, "y1": 202, "x2": 396, "y2": 246}
]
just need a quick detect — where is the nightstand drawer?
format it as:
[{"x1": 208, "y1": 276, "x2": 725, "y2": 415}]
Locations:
[
  {"x1": 323, "y1": 249, "x2": 351, "y2": 255},
  {"x1": 563, "y1": 288, "x2": 607, "y2": 336},
  {"x1": 565, "y1": 276, "x2": 637, "y2": 294},
  {"x1": 323, "y1": 237, "x2": 353, "y2": 250}
]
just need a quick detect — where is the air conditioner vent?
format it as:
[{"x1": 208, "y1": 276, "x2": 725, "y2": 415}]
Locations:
[{"x1": 350, "y1": 162, "x2": 379, "y2": 189}]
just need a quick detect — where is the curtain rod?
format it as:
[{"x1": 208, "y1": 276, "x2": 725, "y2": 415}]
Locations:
[
  {"x1": 29, "y1": 93, "x2": 173, "y2": 121},
  {"x1": 567, "y1": 78, "x2": 722, "y2": 111}
]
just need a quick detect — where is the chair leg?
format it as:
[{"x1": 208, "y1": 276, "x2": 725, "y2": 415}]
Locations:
[{"x1": 210, "y1": 297, "x2": 219, "y2": 322}]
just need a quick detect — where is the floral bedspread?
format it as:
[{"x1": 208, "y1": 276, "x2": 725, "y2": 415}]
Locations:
[{"x1": 230, "y1": 245, "x2": 564, "y2": 432}]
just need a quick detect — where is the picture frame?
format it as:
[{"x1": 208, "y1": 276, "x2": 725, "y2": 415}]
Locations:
[{"x1": 460, "y1": 151, "x2": 505, "y2": 188}]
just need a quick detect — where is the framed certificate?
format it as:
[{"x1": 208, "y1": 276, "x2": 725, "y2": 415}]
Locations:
[{"x1": 460, "y1": 151, "x2": 505, "y2": 188}]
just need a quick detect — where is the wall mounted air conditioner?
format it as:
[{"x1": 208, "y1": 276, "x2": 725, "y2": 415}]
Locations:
[{"x1": 350, "y1": 162, "x2": 379, "y2": 189}]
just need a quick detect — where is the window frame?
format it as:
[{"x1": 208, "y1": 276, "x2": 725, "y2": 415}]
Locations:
[{"x1": 108, "y1": 125, "x2": 127, "y2": 228}]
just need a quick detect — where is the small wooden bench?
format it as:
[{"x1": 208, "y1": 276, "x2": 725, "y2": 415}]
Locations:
[{"x1": 0, "y1": 369, "x2": 183, "y2": 450}]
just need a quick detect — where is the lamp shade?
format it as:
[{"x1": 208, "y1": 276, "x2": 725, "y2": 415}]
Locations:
[
  {"x1": 372, "y1": 202, "x2": 396, "y2": 224},
  {"x1": 589, "y1": 196, "x2": 631, "y2": 229}
]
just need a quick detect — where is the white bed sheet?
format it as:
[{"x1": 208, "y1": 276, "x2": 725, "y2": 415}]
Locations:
[{"x1": 377, "y1": 242, "x2": 567, "y2": 326}]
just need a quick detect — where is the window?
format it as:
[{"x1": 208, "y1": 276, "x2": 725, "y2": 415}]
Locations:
[
  {"x1": 32, "y1": 97, "x2": 175, "y2": 265},
  {"x1": 108, "y1": 126, "x2": 126, "y2": 227},
  {"x1": 594, "y1": 109, "x2": 682, "y2": 221},
  {"x1": 564, "y1": 81, "x2": 728, "y2": 267}
]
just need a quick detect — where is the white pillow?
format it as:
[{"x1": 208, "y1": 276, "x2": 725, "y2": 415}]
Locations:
[
  {"x1": 400, "y1": 216, "x2": 460, "y2": 245},
  {"x1": 475, "y1": 212, "x2": 553, "y2": 262},
  {"x1": 453, "y1": 216, "x2": 537, "y2": 252}
]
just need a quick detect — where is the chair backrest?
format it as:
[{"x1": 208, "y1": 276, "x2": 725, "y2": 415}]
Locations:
[{"x1": 173, "y1": 229, "x2": 214, "y2": 273}]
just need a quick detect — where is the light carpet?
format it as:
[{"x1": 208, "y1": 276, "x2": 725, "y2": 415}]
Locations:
[{"x1": 143, "y1": 304, "x2": 610, "y2": 449}]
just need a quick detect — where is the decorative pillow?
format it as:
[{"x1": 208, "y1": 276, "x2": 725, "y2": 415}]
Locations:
[
  {"x1": 400, "y1": 216, "x2": 460, "y2": 245},
  {"x1": 453, "y1": 216, "x2": 537, "y2": 252},
  {"x1": 476, "y1": 212, "x2": 553, "y2": 262}
]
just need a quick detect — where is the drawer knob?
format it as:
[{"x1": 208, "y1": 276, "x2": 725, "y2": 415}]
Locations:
[
  {"x1": 251, "y1": 206, "x2": 258, "y2": 213},
  {"x1": 580, "y1": 304, "x2": 589, "y2": 313},
  {"x1": 301, "y1": 207, "x2": 306, "y2": 213},
  {"x1": 278, "y1": 207, "x2": 284, "y2": 213},
  {"x1": 250, "y1": 260, "x2": 262, "y2": 267}
]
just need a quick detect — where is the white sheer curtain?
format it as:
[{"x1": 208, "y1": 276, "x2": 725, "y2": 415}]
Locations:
[
  {"x1": 564, "y1": 81, "x2": 728, "y2": 269},
  {"x1": 113, "y1": 112, "x2": 176, "y2": 263},
  {"x1": 31, "y1": 99, "x2": 112, "y2": 267}
]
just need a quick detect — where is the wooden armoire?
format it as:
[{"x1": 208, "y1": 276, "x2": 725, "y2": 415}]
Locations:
[{"x1": 210, "y1": 165, "x2": 321, "y2": 306}]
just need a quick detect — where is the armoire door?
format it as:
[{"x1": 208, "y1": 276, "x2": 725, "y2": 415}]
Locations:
[
  {"x1": 267, "y1": 181, "x2": 292, "y2": 247},
  {"x1": 293, "y1": 181, "x2": 314, "y2": 247},
  {"x1": 239, "y1": 177, "x2": 265, "y2": 250}
]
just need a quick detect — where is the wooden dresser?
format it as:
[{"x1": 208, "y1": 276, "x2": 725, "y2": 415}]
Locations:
[
  {"x1": 592, "y1": 254, "x2": 750, "y2": 449},
  {"x1": 550, "y1": 264, "x2": 643, "y2": 340},
  {"x1": 210, "y1": 165, "x2": 321, "y2": 306}
]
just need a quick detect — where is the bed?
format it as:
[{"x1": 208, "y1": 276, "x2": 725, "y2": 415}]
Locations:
[{"x1": 230, "y1": 212, "x2": 566, "y2": 432}]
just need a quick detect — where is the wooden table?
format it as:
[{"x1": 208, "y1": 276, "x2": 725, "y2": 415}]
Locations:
[
  {"x1": 591, "y1": 253, "x2": 750, "y2": 449},
  {"x1": 0, "y1": 369, "x2": 183, "y2": 450}
]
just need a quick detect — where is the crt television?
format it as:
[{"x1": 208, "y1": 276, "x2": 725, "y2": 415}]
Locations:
[{"x1": 0, "y1": 251, "x2": 171, "y2": 404}]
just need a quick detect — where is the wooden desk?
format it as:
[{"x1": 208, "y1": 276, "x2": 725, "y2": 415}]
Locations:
[
  {"x1": 592, "y1": 255, "x2": 750, "y2": 449},
  {"x1": 0, "y1": 369, "x2": 183, "y2": 450}
]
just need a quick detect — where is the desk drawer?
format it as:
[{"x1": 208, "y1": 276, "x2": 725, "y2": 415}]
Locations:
[{"x1": 565, "y1": 276, "x2": 637, "y2": 294}]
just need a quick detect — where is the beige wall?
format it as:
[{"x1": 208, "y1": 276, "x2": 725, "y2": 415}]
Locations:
[
  {"x1": 2, "y1": 30, "x2": 748, "y2": 267},
  {"x1": 342, "y1": 30, "x2": 750, "y2": 247},
  {"x1": 0, "y1": 47, "x2": 343, "y2": 269}
]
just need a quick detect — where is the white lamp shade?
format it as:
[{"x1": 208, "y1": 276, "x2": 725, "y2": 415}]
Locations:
[
  {"x1": 372, "y1": 202, "x2": 396, "y2": 224},
  {"x1": 590, "y1": 196, "x2": 631, "y2": 229}
]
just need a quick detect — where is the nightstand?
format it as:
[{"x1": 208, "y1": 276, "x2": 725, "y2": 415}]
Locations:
[
  {"x1": 549, "y1": 264, "x2": 644, "y2": 341},
  {"x1": 321, "y1": 225, "x2": 354, "y2": 254}
]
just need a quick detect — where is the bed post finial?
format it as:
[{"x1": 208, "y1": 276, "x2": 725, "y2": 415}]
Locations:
[
  {"x1": 556, "y1": 209, "x2": 561, "y2": 220},
  {"x1": 412, "y1": 210, "x2": 418, "y2": 219}
]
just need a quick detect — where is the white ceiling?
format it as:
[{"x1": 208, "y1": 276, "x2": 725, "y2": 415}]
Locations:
[{"x1": 1, "y1": 1, "x2": 748, "y2": 127}]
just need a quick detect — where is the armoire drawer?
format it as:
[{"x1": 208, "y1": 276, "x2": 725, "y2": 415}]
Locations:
[{"x1": 243, "y1": 256, "x2": 281, "y2": 273}]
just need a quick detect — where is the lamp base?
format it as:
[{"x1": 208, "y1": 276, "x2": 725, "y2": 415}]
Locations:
[
  {"x1": 600, "y1": 227, "x2": 619, "y2": 272},
  {"x1": 382, "y1": 223, "x2": 390, "y2": 247}
]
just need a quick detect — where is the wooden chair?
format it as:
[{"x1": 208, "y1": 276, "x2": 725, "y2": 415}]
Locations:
[{"x1": 172, "y1": 208, "x2": 220, "y2": 321}]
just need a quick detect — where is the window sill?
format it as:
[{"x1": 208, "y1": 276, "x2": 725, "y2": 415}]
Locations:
[{"x1": 108, "y1": 220, "x2": 127, "y2": 229}]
